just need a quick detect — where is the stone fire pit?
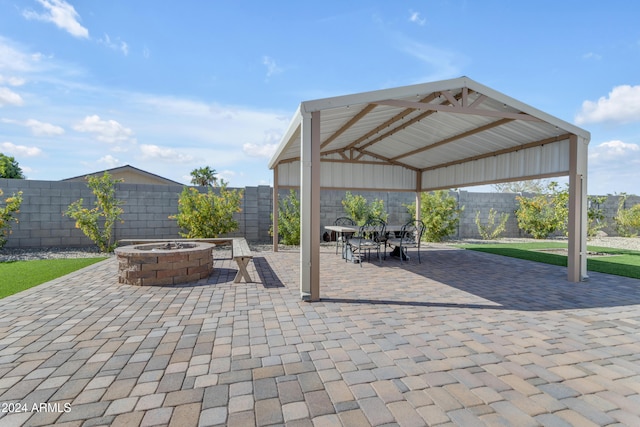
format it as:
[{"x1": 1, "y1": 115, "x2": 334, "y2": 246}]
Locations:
[{"x1": 115, "y1": 241, "x2": 215, "y2": 286}]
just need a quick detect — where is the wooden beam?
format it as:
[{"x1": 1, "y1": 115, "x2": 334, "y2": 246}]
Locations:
[
  {"x1": 373, "y1": 99, "x2": 543, "y2": 122},
  {"x1": 391, "y1": 118, "x2": 514, "y2": 161},
  {"x1": 340, "y1": 93, "x2": 439, "y2": 152},
  {"x1": 320, "y1": 104, "x2": 377, "y2": 149},
  {"x1": 355, "y1": 93, "x2": 464, "y2": 152}
]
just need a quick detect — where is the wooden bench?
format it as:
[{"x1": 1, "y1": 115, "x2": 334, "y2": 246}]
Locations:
[
  {"x1": 231, "y1": 238, "x2": 254, "y2": 283},
  {"x1": 117, "y1": 237, "x2": 254, "y2": 283}
]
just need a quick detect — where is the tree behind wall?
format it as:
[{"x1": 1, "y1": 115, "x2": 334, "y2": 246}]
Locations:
[{"x1": 0, "y1": 154, "x2": 25, "y2": 179}]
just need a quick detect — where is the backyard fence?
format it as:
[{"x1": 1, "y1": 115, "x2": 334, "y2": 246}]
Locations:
[{"x1": 0, "y1": 178, "x2": 638, "y2": 249}]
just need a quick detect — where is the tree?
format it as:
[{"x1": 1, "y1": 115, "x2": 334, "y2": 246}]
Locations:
[
  {"x1": 0, "y1": 154, "x2": 25, "y2": 179},
  {"x1": 65, "y1": 172, "x2": 125, "y2": 252},
  {"x1": 270, "y1": 189, "x2": 300, "y2": 245},
  {"x1": 190, "y1": 166, "x2": 227, "y2": 187},
  {"x1": 514, "y1": 181, "x2": 568, "y2": 239},
  {"x1": 170, "y1": 184, "x2": 243, "y2": 238},
  {"x1": 0, "y1": 189, "x2": 23, "y2": 249},
  {"x1": 341, "y1": 192, "x2": 388, "y2": 225},
  {"x1": 614, "y1": 193, "x2": 640, "y2": 237},
  {"x1": 406, "y1": 191, "x2": 464, "y2": 242},
  {"x1": 493, "y1": 179, "x2": 547, "y2": 193}
]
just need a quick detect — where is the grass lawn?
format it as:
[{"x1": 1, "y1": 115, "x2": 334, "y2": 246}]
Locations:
[
  {"x1": 0, "y1": 257, "x2": 107, "y2": 299},
  {"x1": 458, "y1": 241, "x2": 640, "y2": 279}
]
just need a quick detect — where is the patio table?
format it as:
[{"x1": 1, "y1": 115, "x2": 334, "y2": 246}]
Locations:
[{"x1": 325, "y1": 225, "x2": 357, "y2": 260}]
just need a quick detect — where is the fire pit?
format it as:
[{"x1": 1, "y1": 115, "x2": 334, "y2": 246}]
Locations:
[{"x1": 115, "y1": 241, "x2": 215, "y2": 286}]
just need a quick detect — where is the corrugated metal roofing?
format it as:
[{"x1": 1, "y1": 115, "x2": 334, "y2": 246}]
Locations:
[{"x1": 269, "y1": 76, "x2": 589, "y2": 191}]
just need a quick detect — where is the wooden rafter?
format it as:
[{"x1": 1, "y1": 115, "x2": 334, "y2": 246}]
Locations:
[
  {"x1": 372, "y1": 99, "x2": 543, "y2": 122},
  {"x1": 320, "y1": 104, "x2": 377, "y2": 149},
  {"x1": 355, "y1": 93, "x2": 466, "y2": 152},
  {"x1": 321, "y1": 93, "x2": 440, "y2": 158},
  {"x1": 391, "y1": 118, "x2": 514, "y2": 161}
]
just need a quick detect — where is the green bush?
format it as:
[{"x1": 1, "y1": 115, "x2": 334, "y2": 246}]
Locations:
[
  {"x1": 515, "y1": 182, "x2": 568, "y2": 239},
  {"x1": 406, "y1": 190, "x2": 463, "y2": 242},
  {"x1": 65, "y1": 173, "x2": 124, "y2": 252},
  {"x1": 475, "y1": 208, "x2": 509, "y2": 240},
  {"x1": 170, "y1": 185, "x2": 243, "y2": 238},
  {"x1": 587, "y1": 195, "x2": 607, "y2": 238},
  {"x1": 341, "y1": 192, "x2": 388, "y2": 225},
  {"x1": 614, "y1": 194, "x2": 640, "y2": 237},
  {"x1": 0, "y1": 189, "x2": 23, "y2": 249},
  {"x1": 270, "y1": 189, "x2": 300, "y2": 245}
]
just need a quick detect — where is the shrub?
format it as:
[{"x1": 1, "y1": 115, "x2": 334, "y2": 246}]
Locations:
[
  {"x1": 0, "y1": 189, "x2": 23, "y2": 249},
  {"x1": 170, "y1": 185, "x2": 243, "y2": 238},
  {"x1": 515, "y1": 182, "x2": 568, "y2": 239},
  {"x1": 270, "y1": 189, "x2": 300, "y2": 245},
  {"x1": 614, "y1": 194, "x2": 640, "y2": 237},
  {"x1": 406, "y1": 190, "x2": 463, "y2": 242},
  {"x1": 341, "y1": 191, "x2": 388, "y2": 225},
  {"x1": 65, "y1": 173, "x2": 124, "y2": 252},
  {"x1": 475, "y1": 208, "x2": 509, "y2": 240},
  {"x1": 587, "y1": 195, "x2": 607, "y2": 237}
]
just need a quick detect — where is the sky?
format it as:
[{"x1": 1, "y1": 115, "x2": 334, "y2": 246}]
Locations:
[{"x1": 0, "y1": 1, "x2": 639, "y2": 195}]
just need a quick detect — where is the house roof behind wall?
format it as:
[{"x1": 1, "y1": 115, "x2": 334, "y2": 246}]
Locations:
[{"x1": 62, "y1": 164, "x2": 183, "y2": 186}]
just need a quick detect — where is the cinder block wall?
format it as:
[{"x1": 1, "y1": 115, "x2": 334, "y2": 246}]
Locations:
[
  {"x1": 1, "y1": 178, "x2": 638, "y2": 249},
  {"x1": 0, "y1": 179, "x2": 274, "y2": 249}
]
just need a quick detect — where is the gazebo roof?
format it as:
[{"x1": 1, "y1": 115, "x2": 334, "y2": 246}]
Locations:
[{"x1": 269, "y1": 76, "x2": 589, "y2": 192}]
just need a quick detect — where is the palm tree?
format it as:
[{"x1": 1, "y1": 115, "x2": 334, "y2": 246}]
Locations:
[{"x1": 190, "y1": 166, "x2": 218, "y2": 187}]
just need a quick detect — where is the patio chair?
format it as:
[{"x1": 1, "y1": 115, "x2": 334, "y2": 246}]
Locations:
[
  {"x1": 386, "y1": 220, "x2": 425, "y2": 264},
  {"x1": 346, "y1": 218, "x2": 386, "y2": 267},
  {"x1": 333, "y1": 217, "x2": 356, "y2": 255}
]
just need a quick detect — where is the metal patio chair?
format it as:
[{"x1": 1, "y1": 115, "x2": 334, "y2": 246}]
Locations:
[
  {"x1": 386, "y1": 219, "x2": 426, "y2": 264},
  {"x1": 346, "y1": 218, "x2": 386, "y2": 267}
]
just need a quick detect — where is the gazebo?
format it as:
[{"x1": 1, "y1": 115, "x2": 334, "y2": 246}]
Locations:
[{"x1": 268, "y1": 77, "x2": 590, "y2": 301}]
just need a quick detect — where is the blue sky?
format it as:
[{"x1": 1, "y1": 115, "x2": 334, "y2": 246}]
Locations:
[{"x1": 1, "y1": 1, "x2": 639, "y2": 194}]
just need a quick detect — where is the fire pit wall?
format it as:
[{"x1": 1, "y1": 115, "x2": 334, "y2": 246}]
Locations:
[{"x1": 115, "y1": 242, "x2": 215, "y2": 286}]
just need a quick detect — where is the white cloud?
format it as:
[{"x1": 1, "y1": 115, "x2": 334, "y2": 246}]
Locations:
[
  {"x1": 1, "y1": 141, "x2": 43, "y2": 157},
  {"x1": 242, "y1": 128, "x2": 282, "y2": 158},
  {"x1": 582, "y1": 52, "x2": 602, "y2": 61},
  {"x1": 409, "y1": 10, "x2": 426, "y2": 26},
  {"x1": 139, "y1": 144, "x2": 194, "y2": 163},
  {"x1": 1, "y1": 118, "x2": 64, "y2": 136},
  {"x1": 576, "y1": 85, "x2": 640, "y2": 125},
  {"x1": 398, "y1": 38, "x2": 462, "y2": 82},
  {"x1": 589, "y1": 140, "x2": 640, "y2": 166},
  {"x1": 23, "y1": 0, "x2": 89, "y2": 39},
  {"x1": 98, "y1": 34, "x2": 129, "y2": 56},
  {"x1": 0, "y1": 87, "x2": 24, "y2": 107},
  {"x1": 242, "y1": 142, "x2": 278, "y2": 159},
  {"x1": 97, "y1": 154, "x2": 120, "y2": 168},
  {"x1": 263, "y1": 56, "x2": 283, "y2": 79},
  {"x1": 0, "y1": 75, "x2": 26, "y2": 86},
  {"x1": 25, "y1": 119, "x2": 65, "y2": 136},
  {"x1": 0, "y1": 37, "x2": 46, "y2": 74},
  {"x1": 73, "y1": 115, "x2": 136, "y2": 144}
]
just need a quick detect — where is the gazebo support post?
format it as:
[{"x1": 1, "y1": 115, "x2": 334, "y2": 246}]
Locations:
[
  {"x1": 567, "y1": 134, "x2": 589, "y2": 282},
  {"x1": 300, "y1": 110, "x2": 321, "y2": 301},
  {"x1": 415, "y1": 171, "x2": 422, "y2": 222},
  {"x1": 272, "y1": 167, "x2": 279, "y2": 252}
]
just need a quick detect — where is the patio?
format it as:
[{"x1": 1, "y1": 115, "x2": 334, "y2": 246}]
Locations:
[{"x1": 1, "y1": 245, "x2": 639, "y2": 426}]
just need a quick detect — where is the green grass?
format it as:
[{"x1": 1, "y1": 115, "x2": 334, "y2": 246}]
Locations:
[
  {"x1": 0, "y1": 257, "x2": 107, "y2": 299},
  {"x1": 458, "y1": 242, "x2": 640, "y2": 279}
]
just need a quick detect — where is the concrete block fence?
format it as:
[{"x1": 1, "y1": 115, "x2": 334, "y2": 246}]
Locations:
[{"x1": 1, "y1": 178, "x2": 638, "y2": 249}]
